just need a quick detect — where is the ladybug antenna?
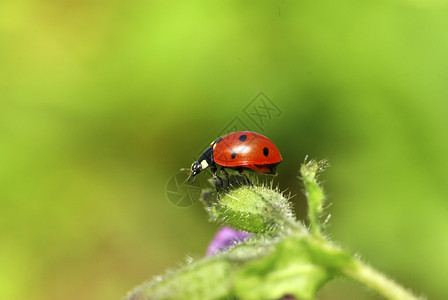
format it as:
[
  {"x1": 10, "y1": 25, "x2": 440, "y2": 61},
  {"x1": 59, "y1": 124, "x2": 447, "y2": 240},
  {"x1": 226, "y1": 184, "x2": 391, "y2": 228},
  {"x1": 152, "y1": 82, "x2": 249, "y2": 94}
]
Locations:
[{"x1": 180, "y1": 167, "x2": 195, "y2": 182}]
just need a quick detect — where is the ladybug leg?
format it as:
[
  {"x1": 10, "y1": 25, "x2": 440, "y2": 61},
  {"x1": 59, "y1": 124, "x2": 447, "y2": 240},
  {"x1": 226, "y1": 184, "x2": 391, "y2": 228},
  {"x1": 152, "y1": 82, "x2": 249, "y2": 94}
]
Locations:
[
  {"x1": 220, "y1": 167, "x2": 230, "y2": 182},
  {"x1": 211, "y1": 164, "x2": 221, "y2": 199},
  {"x1": 215, "y1": 185, "x2": 220, "y2": 199},
  {"x1": 243, "y1": 173, "x2": 254, "y2": 187},
  {"x1": 237, "y1": 169, "x2": 254, "y2": 187}
]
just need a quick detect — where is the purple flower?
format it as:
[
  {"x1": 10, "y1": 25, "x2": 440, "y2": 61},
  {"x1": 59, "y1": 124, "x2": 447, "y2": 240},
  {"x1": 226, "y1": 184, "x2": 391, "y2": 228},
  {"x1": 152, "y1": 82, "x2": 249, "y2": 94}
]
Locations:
[{"x1": 206, "y1": 226, "x2": 252, "y2": 256}]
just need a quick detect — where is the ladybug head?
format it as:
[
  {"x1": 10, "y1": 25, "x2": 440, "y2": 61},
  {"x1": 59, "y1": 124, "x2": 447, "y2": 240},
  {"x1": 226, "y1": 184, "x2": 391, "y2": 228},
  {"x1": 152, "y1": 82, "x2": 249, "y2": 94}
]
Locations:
[
  {"x1": 186, "y1": 146, "x2": 213, "y2": 182},
  {"x1": 187, "y1": 161, "x2": 202, "y2": 182}
]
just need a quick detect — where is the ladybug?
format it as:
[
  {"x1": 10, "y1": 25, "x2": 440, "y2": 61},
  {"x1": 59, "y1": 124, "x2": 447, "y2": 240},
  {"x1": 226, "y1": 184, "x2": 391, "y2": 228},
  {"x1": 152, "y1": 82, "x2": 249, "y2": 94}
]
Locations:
[{"x1": 187, "y1": 131, "x2": 282, "y2": 182}]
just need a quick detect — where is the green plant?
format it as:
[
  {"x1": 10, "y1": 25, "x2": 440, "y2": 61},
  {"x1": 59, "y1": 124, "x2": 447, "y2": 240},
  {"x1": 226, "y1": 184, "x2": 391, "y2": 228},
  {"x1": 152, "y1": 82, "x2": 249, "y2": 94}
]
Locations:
[{"x1": 124, "y1": 159, "x2": 423, "y2": 300}]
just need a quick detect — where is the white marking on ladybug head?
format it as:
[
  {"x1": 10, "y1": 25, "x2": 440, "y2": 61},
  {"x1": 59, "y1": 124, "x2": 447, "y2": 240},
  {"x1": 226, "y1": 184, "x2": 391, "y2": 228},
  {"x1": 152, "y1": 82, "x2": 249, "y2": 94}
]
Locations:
[{"x1": 200, "y1": 160, "x2": 209, "y2": 169}]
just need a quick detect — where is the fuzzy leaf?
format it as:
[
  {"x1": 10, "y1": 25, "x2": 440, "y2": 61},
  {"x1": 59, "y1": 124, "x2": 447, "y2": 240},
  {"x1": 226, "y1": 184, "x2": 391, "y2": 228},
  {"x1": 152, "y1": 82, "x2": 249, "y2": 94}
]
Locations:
[
  {"x1": 124, "y1": 258, "x2": 233, "y2": 300},
  {"x1": 234, "y1": 235, "x2": 352, "y2": 300}
]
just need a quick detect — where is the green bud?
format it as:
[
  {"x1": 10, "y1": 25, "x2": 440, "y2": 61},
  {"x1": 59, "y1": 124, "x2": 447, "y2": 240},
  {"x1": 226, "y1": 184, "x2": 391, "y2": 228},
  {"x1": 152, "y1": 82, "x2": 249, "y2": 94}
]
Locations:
[{"x1": 204, "y1": 184, "x2": 297, "y2": 234}]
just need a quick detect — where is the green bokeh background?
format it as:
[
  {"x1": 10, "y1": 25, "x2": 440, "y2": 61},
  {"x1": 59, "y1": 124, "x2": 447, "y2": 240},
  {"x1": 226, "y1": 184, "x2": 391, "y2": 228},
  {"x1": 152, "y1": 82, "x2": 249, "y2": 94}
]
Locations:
[{"x1": 1, "y1": 1, "x2": 447, "y2": 299}]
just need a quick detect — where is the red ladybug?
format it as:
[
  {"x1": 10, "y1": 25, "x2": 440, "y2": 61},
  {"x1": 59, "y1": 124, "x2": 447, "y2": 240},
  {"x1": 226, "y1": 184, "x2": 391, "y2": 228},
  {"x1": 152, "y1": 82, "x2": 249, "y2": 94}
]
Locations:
[{"x1": 187, "y1": 131, "x2": 282, "y2": 182}]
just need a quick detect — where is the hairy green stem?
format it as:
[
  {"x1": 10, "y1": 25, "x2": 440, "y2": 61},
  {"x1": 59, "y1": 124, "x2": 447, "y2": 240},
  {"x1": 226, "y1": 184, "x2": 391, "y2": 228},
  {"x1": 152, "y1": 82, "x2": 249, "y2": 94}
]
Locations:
[
  {"x1": 343, "y1": 259, "x2": 423, "y2": 300},
  {"x1": 300, "y1": 159, "x2": 422, "y2": 300}
]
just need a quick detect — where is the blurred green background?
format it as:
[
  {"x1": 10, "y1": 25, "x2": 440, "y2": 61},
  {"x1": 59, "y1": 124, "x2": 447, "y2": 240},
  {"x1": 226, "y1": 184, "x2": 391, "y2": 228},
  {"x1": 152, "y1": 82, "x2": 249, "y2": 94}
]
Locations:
[{"x1": 1, "y1": 1, "x2": 448, "y2": 299}]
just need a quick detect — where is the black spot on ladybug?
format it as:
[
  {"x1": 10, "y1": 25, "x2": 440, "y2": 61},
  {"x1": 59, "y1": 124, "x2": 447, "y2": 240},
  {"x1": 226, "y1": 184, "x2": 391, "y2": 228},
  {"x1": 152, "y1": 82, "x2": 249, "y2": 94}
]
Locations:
[
  {"x1": 231, "y1": 152, "x2": 237, "y2": 159},
  {"x1": 263, "y1": 147, "x2": 269, "y2": 157},
  {"x1": 239, "y1": 134, "x2": 247, "y2": 142}
]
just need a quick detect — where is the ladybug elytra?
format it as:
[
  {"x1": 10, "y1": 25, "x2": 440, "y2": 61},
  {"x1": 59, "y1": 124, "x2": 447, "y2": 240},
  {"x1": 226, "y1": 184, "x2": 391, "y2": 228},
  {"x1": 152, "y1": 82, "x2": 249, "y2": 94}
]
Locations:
[{"x1": 187, "y1": 131, "x2": 282, "y2": 182}]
